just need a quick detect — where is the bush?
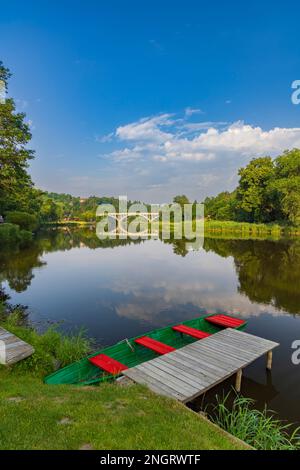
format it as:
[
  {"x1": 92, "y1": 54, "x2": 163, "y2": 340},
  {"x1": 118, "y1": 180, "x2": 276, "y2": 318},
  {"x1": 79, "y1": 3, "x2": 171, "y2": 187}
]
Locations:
[
  {"x1": 5, "y1": 211, "x2": 38, "y2": 231},
  {"x1": 0, "y1": 223, "x2": 20, "y2": 243}
]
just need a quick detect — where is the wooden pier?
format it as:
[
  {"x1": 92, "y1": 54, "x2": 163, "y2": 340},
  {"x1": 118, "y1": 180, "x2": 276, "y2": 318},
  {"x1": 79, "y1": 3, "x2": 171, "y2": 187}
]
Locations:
[
  {"x1": 123, "y1": 329, "x2": 279, "y2": 403},
  {"x1": 0, "y1": 327, "x2": 34, "y2": 365}
]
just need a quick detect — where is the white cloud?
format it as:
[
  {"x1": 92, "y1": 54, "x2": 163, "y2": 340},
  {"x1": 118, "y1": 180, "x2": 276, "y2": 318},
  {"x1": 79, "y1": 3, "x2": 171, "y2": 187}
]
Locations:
[
  {"x1": 92, "y1": 111, "x2": 300, "y2": 201},
  {"x1": 106, "y1": 115, "x2": 300, "y2": 163},
  {"x1": 194, "y1": 121, "x2": 300, "y2": 155},
  {"x1": 96, "y1": 132, "x2": 114, "y2": 143},
  {"x1": 116, "y1": 114, "x2": 174, "y2": 143},
  {"x1": 184, "y1": 106, "x2": 204, "y2": 116}
]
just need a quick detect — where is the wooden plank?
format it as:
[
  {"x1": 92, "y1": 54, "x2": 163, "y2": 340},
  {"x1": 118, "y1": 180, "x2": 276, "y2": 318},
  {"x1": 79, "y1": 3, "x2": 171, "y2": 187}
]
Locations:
[
  {"x1": 153, "y1": 357, "x2": 209, "y2": 388},
  {"x1": 192, "y1": 337, "x2": 255, "y2": 362},
  {"x1": 159, "y1": 353, "x2": 226, "y2": 382},
  {"x1": 220, "y1": 328, "x2": 279, "y2": 349},
  {"x1": 124, "y1": 367, "x2": 186, "y2": 400},
  {"x1": 214, "y1": 332, "x2": 276, "y2": 354},
  {"x1": 214, "y1": 334, "x2": 268, "y2": 354},
  {"x1": 198, "y1": 337, "x2": 256, "y2": 360},
  {"x1": 0, "y1": 327, "x2": 34, "y2": 365},
  {"x1": 141, "y1": 361, "x2": 201, "y2": 395},
  {"x1": 173, "y1": 349, "x2": 230, "y2": 378},
  {"x1": 136, "y1": 362, "x2": 196, "y2": 396},
  {"x1": 125, "y1": 367, "x2": 186, "y2": 400},
  {"x1": 187, "y1": 342, "x2": 246, "y2": 368}
]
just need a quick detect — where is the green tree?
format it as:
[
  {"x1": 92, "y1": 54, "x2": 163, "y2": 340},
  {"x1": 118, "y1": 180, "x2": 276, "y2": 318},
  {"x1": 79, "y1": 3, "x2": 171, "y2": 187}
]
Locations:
[
  {"x1": 271, "y1": 149, "x2": 300, "y2": 224},
  {"x1": 235, "y1": 157, "x2": 275, "y2": 222},
  {"x1": 40, "y1": 198, "x2": 64, "y2": 222},
  {"x1": 204, "y1": 191, "x2": 236, "y2": 220},
  {"x1": 0, "y1": 61, "x2": 35, "y2": 214},
  {"x1": 173, "y1": 195, "x2": 190, "y2": 207}
]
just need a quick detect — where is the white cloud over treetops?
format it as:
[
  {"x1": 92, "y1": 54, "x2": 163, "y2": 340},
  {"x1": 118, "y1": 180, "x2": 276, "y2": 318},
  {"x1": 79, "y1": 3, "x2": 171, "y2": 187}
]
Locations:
[
  {"x1": 103, "y1": 113, "x2": 300, "y2": 164},
  {"x1": 92, "y1": 111, "x2": 300, "y2": 202}
]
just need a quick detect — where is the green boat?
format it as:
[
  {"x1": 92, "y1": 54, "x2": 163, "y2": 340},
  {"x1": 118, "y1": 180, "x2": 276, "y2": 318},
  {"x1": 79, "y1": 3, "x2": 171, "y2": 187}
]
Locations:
[{"x1": 44, "y1": 313, "x2": 247, "y2": 386}]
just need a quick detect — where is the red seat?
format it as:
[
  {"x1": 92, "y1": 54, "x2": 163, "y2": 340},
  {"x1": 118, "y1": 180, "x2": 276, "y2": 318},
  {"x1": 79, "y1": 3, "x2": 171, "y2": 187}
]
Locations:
[
  {"x1": 205, "y1": 314, "x2": 245, "y2": 328},
  {"x1": 89, "y1": 354, "x2": 128, "y2": 374},
  {"x1": 135, "y1": 336, "x2": 175, "y2": 355},
  {"x1": 172, "y1": 324, "x2": 211, "y2": 339}
]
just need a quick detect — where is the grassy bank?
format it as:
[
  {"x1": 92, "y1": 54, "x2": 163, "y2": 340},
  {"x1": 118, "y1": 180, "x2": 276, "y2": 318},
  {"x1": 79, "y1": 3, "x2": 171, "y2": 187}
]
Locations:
[
  {"x1": 0, "y1": 223, "x2": 32, "y2": 246},
  {"x1": 44, "y1": 220, "x2": 93, "y2": 226},
  {"x1": 204, "y1": 220, "x2": 300, "y2": 236},
  {"x1": 0, "y1": 305, "x2": 247, "y2": 450},
  {"x1": 0, "y1": 369, "x2": 247, "y2": 450}
]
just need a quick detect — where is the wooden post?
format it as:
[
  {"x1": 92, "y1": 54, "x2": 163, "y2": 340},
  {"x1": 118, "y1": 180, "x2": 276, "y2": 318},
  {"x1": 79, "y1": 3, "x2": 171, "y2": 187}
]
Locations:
[
  {"x1": 266, "y1": 350, "x2": 273, "y2": 370},
  {"x1": 235, "y1": 369, "x2": 242, "y2": 392}
]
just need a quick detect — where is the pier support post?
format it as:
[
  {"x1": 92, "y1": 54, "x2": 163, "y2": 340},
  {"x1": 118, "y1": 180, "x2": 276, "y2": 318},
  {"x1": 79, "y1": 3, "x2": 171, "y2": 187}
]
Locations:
[
  {"x1": 235, "y1": 369, "x2": 242, "y2": 392},
  {"x1": 266, "y1": 350, "x2": 273, "y2": 370}
]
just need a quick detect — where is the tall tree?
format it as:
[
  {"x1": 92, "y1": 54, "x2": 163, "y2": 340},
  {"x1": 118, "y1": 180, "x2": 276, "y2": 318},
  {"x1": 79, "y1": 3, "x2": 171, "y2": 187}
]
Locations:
[
  {"x1": 235, "y1": 157, "x2": 274, "y2": 222},
  {"x1": 0, "y1": 61, "x2": 35, "y2": 214},
  {"x1": 272, "y1": 149, "x2": 300, "y2": 224}
]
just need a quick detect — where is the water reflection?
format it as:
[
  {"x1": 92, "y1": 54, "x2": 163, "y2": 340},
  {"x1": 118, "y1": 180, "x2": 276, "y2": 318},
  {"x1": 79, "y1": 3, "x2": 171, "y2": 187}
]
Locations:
[
  {"x1": 203, "y1": 238, "x2": 300, "y2": 314},
  {"x1": 1, "y1": 228, "x2": 299, "y2": 319}
]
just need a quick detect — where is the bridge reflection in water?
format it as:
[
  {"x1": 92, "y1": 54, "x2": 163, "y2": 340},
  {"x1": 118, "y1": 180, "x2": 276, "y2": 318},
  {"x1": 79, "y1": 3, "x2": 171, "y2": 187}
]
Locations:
[{"x1": 97, "y1": 212, "x2": 160, "y2": 238}]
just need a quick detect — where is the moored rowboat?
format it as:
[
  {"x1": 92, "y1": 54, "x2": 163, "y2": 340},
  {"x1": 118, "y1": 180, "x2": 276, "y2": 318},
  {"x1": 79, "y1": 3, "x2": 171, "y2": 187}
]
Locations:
[{"x1": 44, "y1": 313, "x2": 246, "y2": 386}]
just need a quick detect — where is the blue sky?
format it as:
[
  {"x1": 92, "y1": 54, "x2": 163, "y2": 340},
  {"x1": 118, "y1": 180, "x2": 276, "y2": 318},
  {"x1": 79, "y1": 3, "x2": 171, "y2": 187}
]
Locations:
[{"x1": 1, "y1": 0, "x2": 300, "y2": 202}]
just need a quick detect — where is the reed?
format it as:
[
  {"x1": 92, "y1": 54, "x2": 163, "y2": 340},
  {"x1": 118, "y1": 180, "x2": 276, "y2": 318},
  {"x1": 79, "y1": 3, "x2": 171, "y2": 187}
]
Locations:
[{"x1": 210, "y1": 393, "x2": 300, "y2": 450}]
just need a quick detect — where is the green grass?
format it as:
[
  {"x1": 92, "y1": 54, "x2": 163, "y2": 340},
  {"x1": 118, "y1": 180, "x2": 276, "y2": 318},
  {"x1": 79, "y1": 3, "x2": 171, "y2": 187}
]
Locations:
[
  {"x1": 204, "y1": 220, "x2": 300, "y2": 236},
  {"x1": 0, "y1": 310, "x2": 91, "y2": 377},
  {"x1": 44, "y1": 220, "x2": 93, "y2": 226},
  {"x1": 210, "y1": 393, "x2": 300, "y2": 450},
  {"x1": 0, "y1": 369, "x2": 247, "y2": 450}
]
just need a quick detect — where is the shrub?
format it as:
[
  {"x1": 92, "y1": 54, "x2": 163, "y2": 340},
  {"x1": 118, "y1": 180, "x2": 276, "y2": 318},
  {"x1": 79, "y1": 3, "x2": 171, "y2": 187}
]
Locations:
[
  {"x1": 5, "y1": 211, "x2": 38, "y2": 231},
  {"x1": 0, "y1": 223, "x2": 20, "y2": 243}
]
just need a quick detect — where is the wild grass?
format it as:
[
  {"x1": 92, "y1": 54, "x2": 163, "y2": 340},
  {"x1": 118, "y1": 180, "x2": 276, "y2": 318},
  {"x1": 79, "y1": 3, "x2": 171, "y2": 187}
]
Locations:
[
  {"x1": 204, "y1": 220, "x2": 300, "y2": 236},
  {"x1": 210, "y1": 393, "x2": 300, "y2": 450},
  {"x1": 0, "y1": 308, "x2": 92, "y2": 376}
]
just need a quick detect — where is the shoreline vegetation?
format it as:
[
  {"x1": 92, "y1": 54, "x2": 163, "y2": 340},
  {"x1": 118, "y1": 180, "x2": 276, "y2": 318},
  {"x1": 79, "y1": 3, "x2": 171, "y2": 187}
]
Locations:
[
  {"x1": 45, "y1": 218, "x2": 300, "y2": 236},
  {"x1": 0, "y1": 294, "x2": 247, "y2": 450}
]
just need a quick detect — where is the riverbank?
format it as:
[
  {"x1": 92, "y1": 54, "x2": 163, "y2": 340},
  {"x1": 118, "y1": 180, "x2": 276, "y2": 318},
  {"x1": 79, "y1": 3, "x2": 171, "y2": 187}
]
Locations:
[
  {"x1": 0, "y1": 310, "x2": 246, "y2": 450},
  {"x1": 44, "y1": 219, "x2": 300, "y2": 237},
  {"x1": 0, "y1": 368, "x2": 247, "y2": 450},
  {"x1": 204, "y1": 220, "x2": 300, "y2": 236}
]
